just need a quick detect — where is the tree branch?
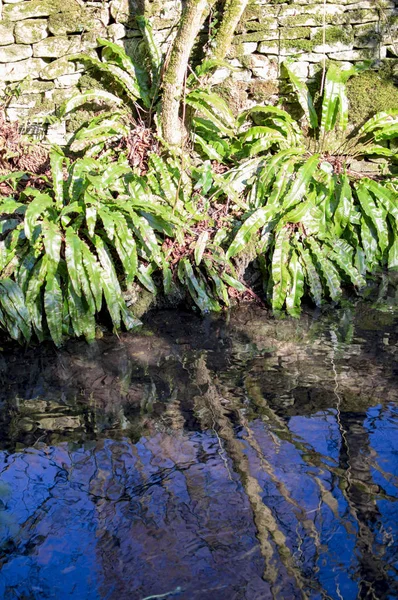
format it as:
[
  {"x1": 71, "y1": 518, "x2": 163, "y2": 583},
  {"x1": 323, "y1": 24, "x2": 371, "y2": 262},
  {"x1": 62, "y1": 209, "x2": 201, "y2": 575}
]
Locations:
[
  {"x1": 210, "y1": 0, "x2": 249, "y2": 60},
  {"x1": 161, "y1": 0, "x2": 213, "y2": 147}
]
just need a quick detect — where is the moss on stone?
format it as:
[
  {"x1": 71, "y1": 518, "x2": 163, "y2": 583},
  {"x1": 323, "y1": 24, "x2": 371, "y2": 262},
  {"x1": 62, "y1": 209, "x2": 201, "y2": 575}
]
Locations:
[
  {"x1": 242, "y1": 4, "x2": 263, "y2": 21},
  {"x1": 213, "y1": 78, "x2": 249, "y2": 115},
  {"x1": 280, "y1": 13, "x2": 323, "y2": 27},
  {"x1": 244, "y1": 19, "x2": 277, "y2": 32},
  {"x1": 282, "y1": 38, "x2": 315, "y2": 52},
  {"x1": 65, "y1": 108, "x2": 94, "y2": 133},
  {"x1": 48, "y1": 9, "x2": 87, "y2": 35},
  {"x1": 248, "y1": 79, "x2": 278, "y2": 102},
  {"x1": 347, "y1": 69, "x2": 398, "y2": 126},
  {"x1": 78, "y1": 73, "x2": 108, "y2": 93},
  {"x1": 3, "y1": 0, "x2": 80, "y2": 20},
  {"x1": 280, "y1": 26, "x2": 312, "y2": 40},
  {"x1": 27, "y1": 97, "x2": 56, "y2": 118},
  {"x1": 233, "y1": 31, "x2": 276, "y2": 43},
  {"x1": 311, "y1": 26, "x2": 354, "y2": 46}
]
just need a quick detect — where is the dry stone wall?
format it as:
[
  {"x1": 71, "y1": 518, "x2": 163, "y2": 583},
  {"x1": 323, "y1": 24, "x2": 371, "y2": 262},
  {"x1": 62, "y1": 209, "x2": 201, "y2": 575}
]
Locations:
[{"x1": 0, "y1": 0, "x2": 397, "y2": 142}]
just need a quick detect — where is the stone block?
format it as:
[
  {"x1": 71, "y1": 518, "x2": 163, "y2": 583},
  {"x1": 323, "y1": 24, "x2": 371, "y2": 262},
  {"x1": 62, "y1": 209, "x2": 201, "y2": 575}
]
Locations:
[
  {"x1": 247, "y1": 54, "x2": 279, "y2": 79},
  {"x1": 354, "y1": 33, "x2": 381, "y2": 48},
  {"x1": 3, "y1": 0, "x2": 61, "y2": 21},
  {"x1": 233, "y1": 31, "x2": 278, "y2": 44},
  {"x1": 48, "y1": 5, "x2": 108, "y2": 35},
  {"x1": 353, "y1": 23, "x2": 391, "y2": 48},
  {"x1": 328, "y1": 47, "x2": 382, "y2": 59},
  {"x1": 313, "y1": 42, "x2": 353, "y2": 53},
  {"x1": 151, "y1": 28, "x2": 173, "y2": 46},
  {"x1": 6, "y1": 92, "x2": 39, "y2": 109},
  {"x1": 278, "y1": 15, "x2": 321, "y2": 27},
  {"x1": 0, "y1": 43, "x2": 32, "y2": 62},
  {"x1": 86, "y1": 2, "x2": 110, "y2": 27},
  {"x1": 344, "y1": 9, "x2": 380, "y2": 24},
  {"x1": 277, "y1": 3, "x2": 345, "y2": 18},
  {"x1": 299, "y1": 52, "x2": 328, "y2": 62},
  {"x1": 33, "y1": 36, "x2": 81, "y2": 58},
  {"x1": 107, "y1": 23, "x2": 126, "y2": 41},
  {"x1": 55, "y1": 73, "x2": 81, "y2": 88},
  {"x1": 0, "y1": 57, "x2": 47, "y2": 82},
  {"x1": 258, "y1": 41, "x2": 279, "y2": 55},
  {"x1": 0, "y1": 23, "x2": 14, "y2": 45},
  {"x1": 343, "y1": 1, "x2": 376, "y2": 7},
  {"x1": 150, "y1": 17, "x2": 176, "y2": 31},
  {"x1": 310, "y1": 25, "x2": 354, "y2": 45},
  {"x1": 5, "y1": 107, "x2": 29, "y2": 122},
  {"x1": 385, "y1": 45, "x2": 398, "y2": 57},
  {"x1": 283, "y1": 61, "x2": 309, "y2": 78},
  {"x1": 48, "y1": 10, "x2": 87, "y2": 35},
  {"x1": 52, "y1": 87, "x2": 76, "y2": 105},
  {"x1": 208, "y1": 67, "x2": 231, "y2": 85},
  {"x1": 80, "y1": 30, "x2": 107, "y2": 51},
  {"x1": 20, "y1": 80, "x2": 55, "y2": 94},
  {"x1": 152, "y1": 0, "x2": 181, "y2": 21},
  {"x1": 231, "y1": 68, "x2": 252, "y2": 82},
  {"x1": 40, "y1": 57, "x2": 76, "y2": 80},
  {"x1": 47, "y1": 121, "x2": 68, "y2": 145},
  {"x1": 14, "y1": 19, "x2": 48, "y2": 44},
  {"x1": 308, "y1": 63, "x2": 323, "y2": 77},
  {"x1": 241, "y1": 42, "x2": 258, "y2": 54},
  {"x1": 110, "y1": 0, "x2": 136, "y2": 25},
  {"x1": 244, "y1": 19, "x2": 278, "y2": 32}
]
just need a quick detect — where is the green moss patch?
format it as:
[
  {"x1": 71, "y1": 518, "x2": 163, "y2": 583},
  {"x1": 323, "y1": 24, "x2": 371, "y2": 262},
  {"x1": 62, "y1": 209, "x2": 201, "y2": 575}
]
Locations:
[
  {"x1": 311, "y1": 26, "x2": 354, "y2": 46},
  {"x1": 347, "y1": 68, "x2": 398, "y2": 126}
]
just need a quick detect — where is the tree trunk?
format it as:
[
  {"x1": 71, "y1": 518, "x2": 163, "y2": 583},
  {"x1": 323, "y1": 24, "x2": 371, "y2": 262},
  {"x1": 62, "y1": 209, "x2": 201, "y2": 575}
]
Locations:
[
  {"x1": 210, "y1": 0, "x2": 249, "y2": 60},
  {"x1": 161, "y1": 0, "x2": 212, "y2": 148}
]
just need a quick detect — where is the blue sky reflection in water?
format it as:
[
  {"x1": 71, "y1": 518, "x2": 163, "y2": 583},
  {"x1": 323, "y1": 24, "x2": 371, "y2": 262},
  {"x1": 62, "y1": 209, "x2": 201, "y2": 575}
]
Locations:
[{"x1": 0, "y1": 303, "x2": 398, "y2": 599}]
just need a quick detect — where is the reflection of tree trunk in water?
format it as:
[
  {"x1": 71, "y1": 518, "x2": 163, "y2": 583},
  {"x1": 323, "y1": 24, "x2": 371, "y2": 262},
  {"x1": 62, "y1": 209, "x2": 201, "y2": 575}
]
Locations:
[
  {"x1": 245, "y1": 365, "x2": 398, "y2": 597},
  {"x1": 191, "y1": 354, "x2": 307, "y2": 598},
  {"x1": 338, "y1": 411, "x2": 398, "y2": 599}
]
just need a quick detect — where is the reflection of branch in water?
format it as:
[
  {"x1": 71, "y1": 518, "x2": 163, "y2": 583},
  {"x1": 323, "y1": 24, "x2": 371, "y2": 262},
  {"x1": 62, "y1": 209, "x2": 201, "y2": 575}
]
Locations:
[
  {"x1": 191, "y1": 354, "x2": 309, "y2": 599},
  {"x1": 330, "y1": 328, "x2": 398, "y2": 599},
  {"x1": 246, "y1": 344, "x2": 398, "y2": 598},
  {"x1": 240, "y1": 413, "x2": 321, "y2": 546},
  {"x1": 140, "y1": 586, "x2": 182, "y2": 600},
  {"x1": 162, "y1": 387, "x2": 185, "y2": 431}
]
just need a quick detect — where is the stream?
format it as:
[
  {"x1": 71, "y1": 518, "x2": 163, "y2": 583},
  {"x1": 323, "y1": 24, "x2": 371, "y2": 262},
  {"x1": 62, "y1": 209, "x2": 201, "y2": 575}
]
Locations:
[{"x1": 0, "y1": 299, "x2": 398, "y2": 599}]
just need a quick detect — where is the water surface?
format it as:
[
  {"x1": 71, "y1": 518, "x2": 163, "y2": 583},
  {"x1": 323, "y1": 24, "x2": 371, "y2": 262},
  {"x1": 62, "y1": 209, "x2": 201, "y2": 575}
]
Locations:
[{"x1": 1, "y1": 301, "x2": 398, "y2": 599}]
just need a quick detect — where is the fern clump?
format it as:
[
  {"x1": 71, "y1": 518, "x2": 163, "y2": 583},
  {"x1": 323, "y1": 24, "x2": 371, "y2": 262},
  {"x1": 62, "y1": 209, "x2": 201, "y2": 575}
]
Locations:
[
  {"x1": 1, "y1": 50, "x2": 397, "y2": 346},
  {"x1": 219, "y1": 63, "x2": 398, "y2": 315},
  {"x1": 0, "y1": 149, "x2": 184, "y2": 345}
]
